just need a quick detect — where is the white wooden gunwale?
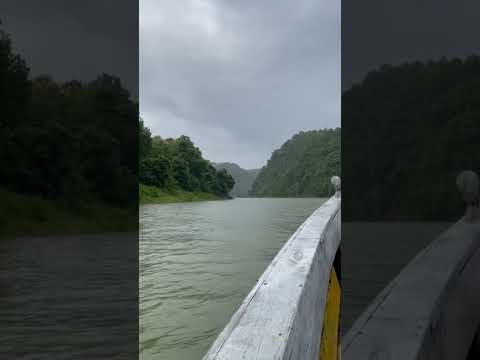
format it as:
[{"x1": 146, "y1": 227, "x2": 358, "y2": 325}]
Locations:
[{"x1": 203, "y1": 194, "x2": 341, "y2": 360}]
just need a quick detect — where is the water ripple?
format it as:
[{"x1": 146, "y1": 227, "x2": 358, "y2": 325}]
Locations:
[{"x1": 139, "y1": 198, "x2": 325, "y2": 360}]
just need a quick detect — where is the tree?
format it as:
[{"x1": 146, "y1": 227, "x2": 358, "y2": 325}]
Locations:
[
  {"x1": 140, "y1": 156, "x2": 170, "y2": 187},
  {"x1": 139, "y1": 118, "x2": 152, "y2": 162},
  {"x1": 342, "y1": 57, "x2": 480, "y2": 220},
  {"x1": 250, "y1": 128, "x2": 340, "y2": 197},
  {"x1": 0, "y1": 21, "x2": 138, "y2": 208},
  {"x1": 137, "y1": 120, "x2": 235, "y2": 198},
  {"x1": 0, "y1": 24, "x2": 30, "y2": 129},
  {"x1": 172, "y1": 157, "x2": 192, "y2": 190}
]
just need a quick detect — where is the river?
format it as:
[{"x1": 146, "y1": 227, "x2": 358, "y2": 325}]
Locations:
[
  {"x1": 139, "y1": 198, "x2": 451, "y2": 359},
  {"x1": 0, "y1": 233, "x2": 138, "y2": 358},
  {"x1": 139, "y1": 197, "x2": 326, "y2": 360}
]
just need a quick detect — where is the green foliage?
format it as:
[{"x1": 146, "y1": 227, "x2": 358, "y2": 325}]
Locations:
[
  {"x1": 343, "y1": 57, "x2": 480, "y2": 220},
  {"x1": 139, "y1": 125, "x2": 235, "y2": 199},
  {"x1": 250, "y1": 129, "x2": 341, "y2": 197},
  {"x1": 215, "y1": 168, "x2": 235, "y2": 196},
  {"x1": 213, "y1": 163, "x2": 260, "y2": 197},
  {"x1": 0, "y1": 25, "x2": 30, "y2": 129},
  {"x1": 0, "y1": 24, "x2": 137, "y2": 235},
  {"x1": 0, "y1": 188, "x2": 136, "y2": 238},
  {"x1": 139, "y1": 118, "x2": 152, "y2": 162},
  {"x1": 139, "y1": 156, "x2": 171, "y2": 188},
  {"x1": 139, "y1": 184, "x2": 220, "y2": 204}
]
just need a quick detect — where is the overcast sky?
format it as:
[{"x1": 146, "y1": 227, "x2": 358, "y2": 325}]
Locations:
[
  {"x1": 140, "y1": 0, "x2": 340, "y2": 169},
  {"x1": 2, "y1": 2, "x2": 477, "y2": 169},
  {"x1": 342, "y1": 0, "x2": 480, "y2": 90},
  {"x1": 0, "y1": 0, "x2": 138, "y2": 97}
]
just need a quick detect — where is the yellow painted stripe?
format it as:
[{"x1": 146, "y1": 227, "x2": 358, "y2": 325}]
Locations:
[{"x1": 319, "y1": 268, "x2": 341, "y2": 360}]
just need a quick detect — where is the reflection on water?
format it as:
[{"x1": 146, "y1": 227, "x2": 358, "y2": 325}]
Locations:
[{"x1": 139, "y1": 197, "x2": 326, "y2": 360}]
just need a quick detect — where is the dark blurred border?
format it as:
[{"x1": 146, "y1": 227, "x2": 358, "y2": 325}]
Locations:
[
  {"x1": 341, "y1": 0, "x2": 480, "y2": 348},
  {"x1": 0, "y1": 1, "x2": 138, "y2": 358}
]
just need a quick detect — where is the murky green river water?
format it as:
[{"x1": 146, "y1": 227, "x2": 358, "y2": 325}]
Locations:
[{"x1": 139, "y1": 197, "x2": 326, "y2": 360}]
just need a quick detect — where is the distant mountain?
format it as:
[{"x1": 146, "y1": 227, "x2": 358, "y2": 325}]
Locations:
[
  {"x1": 247, "y1": 168, "x2": 261, "y2": 179},
  {"x1": 250, "y1": 128, "x2": 340, "y2": 197},
  {"x1": 213, "y1": 163, "x2": 260, "y2": 197}
]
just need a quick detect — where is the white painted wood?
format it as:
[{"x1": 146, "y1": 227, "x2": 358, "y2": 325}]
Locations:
[{"x1": 202, "y1": 194, "x2": 341, "y2": 360}]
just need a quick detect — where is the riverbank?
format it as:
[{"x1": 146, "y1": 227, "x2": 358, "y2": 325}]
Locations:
[
  {"x1": 0, "y1": 188, "x2": 136, "y2": 238},
  {"x1": 139, "y1": 184, "x2": 224, "y2": 204}
]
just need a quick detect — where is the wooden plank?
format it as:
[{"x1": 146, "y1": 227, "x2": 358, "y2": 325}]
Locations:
[
  {"x1": 343, "y1": 221, "x2": 480, "y2": 360},
  {"x1": 202, "y1": 195, "x2": 341, "y2": 360}
]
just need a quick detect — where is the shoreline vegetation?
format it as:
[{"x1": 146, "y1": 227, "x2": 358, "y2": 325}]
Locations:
[
  {"x1": 250, "y1": 128, "x2": 340, "y2": 197},
  {"x1": 139, "y1": 184, "x2": 226, "y2": 204},
  {"x1": 0, "y1": 25, "x2": 137, "y2": 238},
  {"x1": 139, "y1": 121, "x2": 235, "y2": 204},
  {"x1": 343, "y1": 57, "x2": 480, "y2": 221},
  {"x1": 0, "y1": 188, "x2": 136, "y2": 238},
  {"x1": 213, "y1": 163, "x2": 260, "y2": 197},
  {"x1": 139, "y1": 182, "x2": 329, "y2": 205}
]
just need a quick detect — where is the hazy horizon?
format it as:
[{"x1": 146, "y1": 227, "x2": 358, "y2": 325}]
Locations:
[{"x1": 145, "y1": 126, "x2": 340, "y2": 171}]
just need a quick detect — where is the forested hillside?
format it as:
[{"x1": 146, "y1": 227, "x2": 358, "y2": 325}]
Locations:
[
  {"x1": 0, "y1": 25, "x2": 137, "y2": 235},
  {"x1": 139, "y1": 122, "x2": 235, "y2": 203},
  {"x1": 213, "y1": 163, "x2": 260, "y2": 197},
  {"x1": 343, "y1": 56, "x2": 480, "y2": 220},
  {"x1": 250, "y1": 128, "x2": 340, "y2": 197}
]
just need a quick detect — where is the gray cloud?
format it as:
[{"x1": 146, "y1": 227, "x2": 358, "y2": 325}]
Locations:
[
  {"x1": 342, "y1": 0, "x2": 480, "y2": 90},
  {"x1": 0, "y1": 0, "x2": 138, "y2": 97},
  {"x1": 140, "y1": 0, "x2": 340, "y2": 169}
]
